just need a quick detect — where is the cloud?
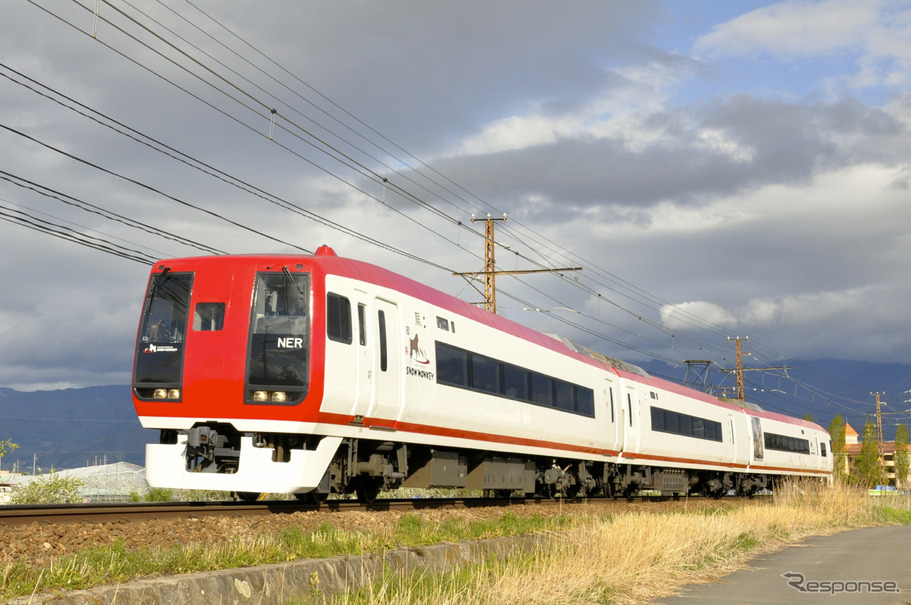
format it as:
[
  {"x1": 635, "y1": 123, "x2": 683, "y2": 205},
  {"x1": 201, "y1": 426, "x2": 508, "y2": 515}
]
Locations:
[
  {"x1": 660, "y1": 301, "x2": 738, "y2": 330},
  {"x1": 694, "y1": 0, "x2": 911, "y2": 96},
  {"x1": 694, "y1": 0, "x2": 878, "y2": 60}
]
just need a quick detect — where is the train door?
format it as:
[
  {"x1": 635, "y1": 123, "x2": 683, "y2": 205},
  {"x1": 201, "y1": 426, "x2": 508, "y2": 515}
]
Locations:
[
  {"x1": 750, "y1": 416, "x2": 764, "y2": 462},
  {"x1": 370, "y1": 299, "x2": 402, "y2": 427},
  {"x1": 351, "y1": 290, "x2": 371, "y2": 420}
]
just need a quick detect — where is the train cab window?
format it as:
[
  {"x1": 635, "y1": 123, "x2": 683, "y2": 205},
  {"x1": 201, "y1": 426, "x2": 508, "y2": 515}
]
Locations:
[
  {"x1": 246, "y1": 271, "x2": 310, "y2": 401},
  {"x1": 139, "y1": 272, "x2": 192, "y2": 345},
  {"x1": 437, "y1": 316, "x2": 449, "y2": 331},
  {"x1": 821, "y1": 441, "x2": 827, "y2": 457},
  {"x1": 193, "y1": 303, "x2": 225, "y2": 331},
  {"x1": 134, "y1": 271, "x2": 192, "y2": 392},
  {"x1": 357, "y1": 304, "x2": 366, "y2": 346},
  {"x1": 327, "y1": 293, "x2": 352, "y2": 344}
]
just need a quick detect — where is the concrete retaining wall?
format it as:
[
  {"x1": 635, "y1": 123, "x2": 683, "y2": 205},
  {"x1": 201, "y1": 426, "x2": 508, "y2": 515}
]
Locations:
[{"x1": 9, "y1": 533, "x2": 546, "y2": 604}]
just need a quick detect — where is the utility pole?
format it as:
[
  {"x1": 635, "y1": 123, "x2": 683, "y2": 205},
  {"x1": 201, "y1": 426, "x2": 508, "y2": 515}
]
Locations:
[
  {"x1": 872, "y1": 391, "x2": 885, "y2": 461},
  {"x1": 476, "y1": 213, "x2": 506, "y2": 313},
  {"x1": 453, "y1": 213, "x2": 582, "y2": 314},
  {"x1": 718, "y1": 336, "x2": 792, "y2": 403},
  {"x1": 728, "y1": 336, "x2": 748, "y2": 401}
]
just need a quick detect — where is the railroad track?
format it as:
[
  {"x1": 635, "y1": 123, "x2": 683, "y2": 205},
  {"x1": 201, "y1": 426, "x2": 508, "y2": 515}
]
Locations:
[
  {"x1": 0, "y1": 493, "x2": 765, "y2": 527},
  {"x1": 0, "y1": 496, "x2": 529, "y2": 526}
]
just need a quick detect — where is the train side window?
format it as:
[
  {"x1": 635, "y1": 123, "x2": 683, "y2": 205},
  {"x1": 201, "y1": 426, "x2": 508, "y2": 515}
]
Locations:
[
  {"x1": 503, "y1": 364, "x2": 529, "y2": 400},
  {"x1": 531, "y1": 374, "x2": 553, "y2": 406},
  {"x1": 627, "y1": 394, "x2": 633, "y2": 427},
  {"x1": 576, "y1": 387, "x2": 594, "y2": 416},
  {"x1": 554, "y1": 380, "x2": 574, "y2": 412},
  {"x1": 378, "y1": 310, "x2": 388, "y2": 372},
  {"x1": 436, "y1": 342, "x2": 468, "y2": 387},
  {"x1": 193, "y1": 302, "x2": 225, "y2": 331},
  {"x1": 665, "y1": 410, "x2": 679, "y2": 433},
  {"x1": 651, "y1": 406, "x2": 664, "y2": 431},
  {"x1": 471, "y1": 354, "x2": 500, "y2": 394},
  {"x1": 327, "y1": 293, "x2": 352, "y2": 344},
  {"x1": 651, "y1": 406, "x2": 722, "y2": 442},
  {"x1": 357, "y1": 304, "x2": 366, "y2": 346},
  {"x1": 764, "y1": 432, "x2": 810, "y2": 454},
  {"x1": 609, "y1": 388, "x2": 615, "y2": 422},
  {"x1": 678, "y1": 414, "x2": 691, "y2": 435},
  {"x1": 821, "y1": 441, "x2": 827, "y2": 457}
]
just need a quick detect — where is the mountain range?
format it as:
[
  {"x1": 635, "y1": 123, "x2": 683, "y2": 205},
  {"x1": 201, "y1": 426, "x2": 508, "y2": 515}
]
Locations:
[
  {"x1": 0, "y1": 385, "x2": 150, "y2": 473},
  {"x1": 2, "y1": 358, "x2": 910, "y2": 473}
]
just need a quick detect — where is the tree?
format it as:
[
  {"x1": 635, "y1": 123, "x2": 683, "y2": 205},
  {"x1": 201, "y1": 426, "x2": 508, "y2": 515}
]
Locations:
[
  {"x1": 0, "y1": 439, "x2": 18, "y2": 458},
  {"x1": 0, "y1": 439, "x2": 19, "y2": 472},
  {"x1": 827, "y1": 415, "x2": 847, "y2": 483},
  {"x1": 853, "y1": 420, "x2": 883, "y2": 488},
  {"x1": 894, "y1": 424, "x2": 910, "y2": 490}
]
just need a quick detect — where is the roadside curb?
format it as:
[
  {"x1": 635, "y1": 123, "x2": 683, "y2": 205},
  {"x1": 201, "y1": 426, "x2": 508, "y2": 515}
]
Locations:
[{"x1": 9, "y1": 533, "x2": 545, "y2": 604}]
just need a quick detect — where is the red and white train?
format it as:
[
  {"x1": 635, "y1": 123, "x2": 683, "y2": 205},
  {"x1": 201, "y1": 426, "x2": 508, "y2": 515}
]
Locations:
[{"x1": 132, "y1": 247, "x2": 832, "y2": 501}]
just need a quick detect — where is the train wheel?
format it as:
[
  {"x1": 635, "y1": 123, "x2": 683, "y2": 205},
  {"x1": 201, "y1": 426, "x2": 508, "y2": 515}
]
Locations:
[
  {"x1": 354, "y1": 477, "x2": 382, "y2": 503},
  {"x1": 295, "y1": 491, "x2": 328, "y2": 504},
  {"x1": 235, "y1": 491, "x2": 261, "y2": 502}
]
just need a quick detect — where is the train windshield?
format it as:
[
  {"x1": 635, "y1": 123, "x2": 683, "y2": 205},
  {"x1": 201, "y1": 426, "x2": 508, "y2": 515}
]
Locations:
[
  {"x1": 246, "y1": 270, "x2": 310, "y2": 403},
  {"x1": 133, "y1": 271, "x2": 192, "y2": 392}
]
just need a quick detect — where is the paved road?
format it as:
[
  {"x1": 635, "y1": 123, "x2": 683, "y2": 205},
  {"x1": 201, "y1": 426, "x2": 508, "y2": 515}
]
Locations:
[{"x1": 659, "y1": 525, "x2": 911, "y2": 604}]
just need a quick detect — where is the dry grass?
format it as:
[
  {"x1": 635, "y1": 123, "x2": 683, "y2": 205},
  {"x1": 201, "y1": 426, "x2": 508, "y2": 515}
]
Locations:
[{"x1": 305, "y1": 481, "x2": 907, "y2": 605}]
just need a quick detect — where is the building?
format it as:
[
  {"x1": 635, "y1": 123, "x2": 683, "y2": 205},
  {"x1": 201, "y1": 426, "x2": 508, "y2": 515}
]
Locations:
[
  {"x1": 7, "y1": 462, "x2": 149, "y2": 503},
  {"x1": 843, "y1": 423, "x2": 911, "y2": 488}
]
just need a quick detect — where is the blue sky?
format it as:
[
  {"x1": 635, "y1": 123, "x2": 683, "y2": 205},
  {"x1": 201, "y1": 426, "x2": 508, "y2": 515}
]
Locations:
[{"x1": 1, "y1": 0, "x2": 911, "y2": 402}]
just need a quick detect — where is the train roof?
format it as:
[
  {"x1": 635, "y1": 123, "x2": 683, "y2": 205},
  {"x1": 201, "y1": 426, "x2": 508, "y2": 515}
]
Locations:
[{"x1": 154, "y1": 251, "x2": 827, "y2": 434}]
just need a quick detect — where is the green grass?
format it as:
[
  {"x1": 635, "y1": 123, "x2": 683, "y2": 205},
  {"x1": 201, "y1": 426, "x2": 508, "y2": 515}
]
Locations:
[
  {"x1": 872, "y1": 505, "x2": 911, "y2": 525},
  {"x1": 0, "y1": 512, "x2": 576, "y2": 601}
]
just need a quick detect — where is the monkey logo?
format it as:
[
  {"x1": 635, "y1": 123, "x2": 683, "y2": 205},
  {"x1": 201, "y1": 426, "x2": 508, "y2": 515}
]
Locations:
[{"x1": 408, "y1": 333, "x2": 430, "y2": 365}]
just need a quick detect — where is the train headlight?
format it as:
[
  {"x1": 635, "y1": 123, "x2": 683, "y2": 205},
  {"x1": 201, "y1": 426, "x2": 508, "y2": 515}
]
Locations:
[
  {"x1": 168, "y1": 389, "x2": 181, "y2": 400},
  {"x1": 271, "y1": 391, "x2": 287, "y2": 403},
  {"x1": 252, "y1": 391, "x2": 269, "y2": 402},
  {"x1": 153, "y1": 389, "x2": 168, "y2": 399}
]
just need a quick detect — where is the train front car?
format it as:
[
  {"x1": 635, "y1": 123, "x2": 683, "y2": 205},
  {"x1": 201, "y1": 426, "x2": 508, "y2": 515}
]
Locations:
[{"x1": 132, "y1": 253, "x2": 340, "y2": 498}]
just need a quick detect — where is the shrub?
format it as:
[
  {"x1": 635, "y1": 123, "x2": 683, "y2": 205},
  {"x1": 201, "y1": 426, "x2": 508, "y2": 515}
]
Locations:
[{"x1": 10, "y1": 469, "x2": 84, "y2": 504}]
